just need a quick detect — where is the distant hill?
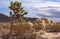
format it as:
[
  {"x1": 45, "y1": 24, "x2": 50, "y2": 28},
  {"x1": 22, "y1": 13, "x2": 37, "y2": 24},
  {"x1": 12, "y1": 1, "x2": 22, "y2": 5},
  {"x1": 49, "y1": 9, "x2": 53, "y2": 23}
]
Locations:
[
  {"x1": 0, "y1": 14, "x2": 11, "y2": 22},
  {"x1": 25, "y1": 17, "x2": 38, "y2": 22},
  {"x1": 0, "y1": 14, "x2": 38, "y2": 22}
]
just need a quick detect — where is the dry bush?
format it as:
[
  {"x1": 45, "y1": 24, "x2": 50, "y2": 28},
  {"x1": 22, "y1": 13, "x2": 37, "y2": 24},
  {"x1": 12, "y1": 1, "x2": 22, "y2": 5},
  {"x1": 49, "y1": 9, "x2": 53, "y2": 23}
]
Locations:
[
  {"x1": 27, "y1": 33, "x2": 37, "y2": 39},
  {"x1": 33, "y1": 24, "x2": 43, "y2": 32},
  {"x1": 46, "y1": 24, "x2": 60, "y2": 32},
  {"x1": 10, "y1": 22, "x2": 34, "y2": 39}
]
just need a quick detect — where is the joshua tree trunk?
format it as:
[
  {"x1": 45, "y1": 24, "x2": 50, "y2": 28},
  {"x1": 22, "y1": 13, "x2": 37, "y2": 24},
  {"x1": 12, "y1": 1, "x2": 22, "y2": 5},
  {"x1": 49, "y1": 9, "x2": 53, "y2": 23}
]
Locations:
[
  {"x1": 9, "y1": 16, "x2": 14, "y2": 39},
  {"x1": 10, "y1": 16, "x2": 13, "y2": 33}
]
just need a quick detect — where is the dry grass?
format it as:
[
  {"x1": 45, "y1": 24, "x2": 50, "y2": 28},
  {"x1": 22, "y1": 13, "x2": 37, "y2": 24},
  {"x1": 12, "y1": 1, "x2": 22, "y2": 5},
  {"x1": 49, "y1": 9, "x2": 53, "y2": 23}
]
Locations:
[
  {"x1": 0, "y1": 22, "x2": 60, "y2": 39},
  {"x1": 46, "y1": 24, "x2": 60, "y2": 32}
]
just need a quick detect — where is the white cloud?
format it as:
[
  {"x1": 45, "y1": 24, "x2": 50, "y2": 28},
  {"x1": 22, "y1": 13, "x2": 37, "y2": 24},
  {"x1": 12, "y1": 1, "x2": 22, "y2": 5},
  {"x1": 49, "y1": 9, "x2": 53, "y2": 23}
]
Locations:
[
  {"x1": 25, "y1": 1, "x2": 60, "y2": 22},
  {"x1": 31, "y1": 1, "x2": 60, "y2": 15},
  {"x1": 0, "y1": 0, "x2": 60, "y2": 22}
]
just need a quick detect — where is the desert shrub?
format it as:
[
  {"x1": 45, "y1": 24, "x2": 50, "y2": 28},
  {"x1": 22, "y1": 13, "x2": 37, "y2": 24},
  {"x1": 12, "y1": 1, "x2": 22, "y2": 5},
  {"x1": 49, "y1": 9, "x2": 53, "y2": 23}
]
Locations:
[
  {"x1": 10, "y1": 22, "x2": 34, "y2": 39},
  {"x1": 33, "y1": 23, "x2": 43, "y2": 32},
  {"x1": 2, "y1": 33, "x2": 10, "y2": 39},
  {"x1": 28, "y1": 34, "x2": 37, "y2": 39},
  {"x1": 46, "y1": 24, "x2": 60, "y2": 32}
]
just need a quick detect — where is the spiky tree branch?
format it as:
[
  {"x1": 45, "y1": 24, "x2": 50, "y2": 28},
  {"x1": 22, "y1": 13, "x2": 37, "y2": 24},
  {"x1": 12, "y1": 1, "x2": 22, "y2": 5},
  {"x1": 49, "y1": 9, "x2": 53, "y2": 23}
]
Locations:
[{"x1": 9, "y1": 1, "x2": 28, "y2": 22}]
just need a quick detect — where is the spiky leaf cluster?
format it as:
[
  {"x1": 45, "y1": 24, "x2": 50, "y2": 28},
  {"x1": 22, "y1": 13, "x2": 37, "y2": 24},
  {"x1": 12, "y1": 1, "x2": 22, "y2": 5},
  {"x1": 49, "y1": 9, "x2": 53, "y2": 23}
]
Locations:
[
  {"x1": 9, "y1": 1, "x2": 28, "y2": 22},
  {"x1": 9, "y1": 1, "x2": 22, "y2": 13}
]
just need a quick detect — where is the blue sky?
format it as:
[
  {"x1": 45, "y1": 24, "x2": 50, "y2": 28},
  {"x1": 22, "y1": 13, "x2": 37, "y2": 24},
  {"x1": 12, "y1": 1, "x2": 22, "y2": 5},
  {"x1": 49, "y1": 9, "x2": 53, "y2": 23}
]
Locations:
[{"x1": 0, "y1": 0, "x2": 60, "y2": 22}]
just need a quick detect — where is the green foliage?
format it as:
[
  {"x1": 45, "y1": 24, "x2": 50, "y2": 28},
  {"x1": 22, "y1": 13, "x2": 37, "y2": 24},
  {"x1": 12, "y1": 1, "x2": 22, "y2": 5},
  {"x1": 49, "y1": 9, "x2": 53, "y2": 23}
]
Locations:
[{"x1": 9, "y1": 1, "x2": 28, "y2": 22}]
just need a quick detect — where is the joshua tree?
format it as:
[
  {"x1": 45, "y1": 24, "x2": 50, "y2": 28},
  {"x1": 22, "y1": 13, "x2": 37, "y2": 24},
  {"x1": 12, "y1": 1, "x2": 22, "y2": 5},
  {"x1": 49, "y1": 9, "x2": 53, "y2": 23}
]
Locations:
[
  {"x1": 9, "y1": 1, "x2": 28, "y2": 31},
  {"x1": 9, "y1": 1, "x2": 28, "y2": 22},
  {"x1": 9, "y1": 1, "x2": 28, "y2": 39}
]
